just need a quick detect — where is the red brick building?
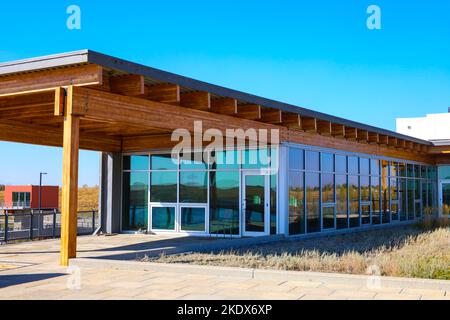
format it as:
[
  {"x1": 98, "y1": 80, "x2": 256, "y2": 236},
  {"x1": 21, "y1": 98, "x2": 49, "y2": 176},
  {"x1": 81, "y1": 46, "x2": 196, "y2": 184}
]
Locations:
[{"x1": 2, "y1": 185, "x2": 59, "y2": 211}]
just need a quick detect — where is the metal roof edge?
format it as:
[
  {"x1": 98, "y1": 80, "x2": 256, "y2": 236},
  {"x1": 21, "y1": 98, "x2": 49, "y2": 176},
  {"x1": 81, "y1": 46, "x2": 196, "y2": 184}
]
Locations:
[
  {"x1": 86, "y1": 50, "x2": 432, "y2": 145},
  {"x1": 0, "y1": 50, "x2": 90, "y2": 75}
]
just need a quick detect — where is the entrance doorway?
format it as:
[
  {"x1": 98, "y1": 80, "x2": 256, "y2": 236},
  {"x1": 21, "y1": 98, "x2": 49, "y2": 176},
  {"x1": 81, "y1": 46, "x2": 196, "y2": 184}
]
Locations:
[{"x1": 242, "y1": 172, "x2": 270, "y2": 236}]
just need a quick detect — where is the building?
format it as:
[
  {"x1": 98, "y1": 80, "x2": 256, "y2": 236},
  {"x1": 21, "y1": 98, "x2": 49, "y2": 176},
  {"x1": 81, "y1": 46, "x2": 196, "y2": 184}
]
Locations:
[
  {"x1": 0, "y1": 50, "x2": 448, "y2": 265},
  {"x1": 396, "y1": 109, "x2": 450, "y2": 145},
  {"x1": 397, "y1": 110, "x2": 450, "y2": 216},
  {"x1": 1, "y1": 185, "x2": 59, "y2": 212}
]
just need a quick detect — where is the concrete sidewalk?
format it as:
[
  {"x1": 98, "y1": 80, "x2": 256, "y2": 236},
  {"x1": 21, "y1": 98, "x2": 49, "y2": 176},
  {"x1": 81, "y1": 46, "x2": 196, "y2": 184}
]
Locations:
[{"x1": 0, "y1": 235, "x2": 449, "y2": 300}]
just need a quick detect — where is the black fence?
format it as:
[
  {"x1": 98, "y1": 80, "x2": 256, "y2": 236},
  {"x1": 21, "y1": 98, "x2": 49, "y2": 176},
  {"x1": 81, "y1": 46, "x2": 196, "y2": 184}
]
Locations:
[{"x1": 0, "y1": 210, "x2": 99, "y2": 243}]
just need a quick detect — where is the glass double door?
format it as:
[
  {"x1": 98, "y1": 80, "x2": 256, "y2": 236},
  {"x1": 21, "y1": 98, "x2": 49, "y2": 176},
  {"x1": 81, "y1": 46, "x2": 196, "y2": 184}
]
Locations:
[{"x1": 242, "y1": 172, "x2": 270, "y2": 237}]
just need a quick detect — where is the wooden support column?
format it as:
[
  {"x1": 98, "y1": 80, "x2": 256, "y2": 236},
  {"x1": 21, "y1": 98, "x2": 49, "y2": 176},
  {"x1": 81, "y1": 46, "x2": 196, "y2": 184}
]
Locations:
[{"x1": 60, "y1": 87, "x2": 80, "y2": 266}]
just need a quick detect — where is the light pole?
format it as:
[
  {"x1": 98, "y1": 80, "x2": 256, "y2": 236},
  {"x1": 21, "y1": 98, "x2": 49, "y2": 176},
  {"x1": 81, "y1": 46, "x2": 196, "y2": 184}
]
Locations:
[{"x1": 39, "y1": 172, "x2": 47, "y2": 213}]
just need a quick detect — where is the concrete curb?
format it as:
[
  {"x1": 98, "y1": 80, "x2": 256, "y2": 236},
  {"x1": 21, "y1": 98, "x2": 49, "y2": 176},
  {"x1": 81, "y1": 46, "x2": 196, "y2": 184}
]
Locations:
[{"x1": 71, "y1": 258, "x2": 450, "y2": 290}]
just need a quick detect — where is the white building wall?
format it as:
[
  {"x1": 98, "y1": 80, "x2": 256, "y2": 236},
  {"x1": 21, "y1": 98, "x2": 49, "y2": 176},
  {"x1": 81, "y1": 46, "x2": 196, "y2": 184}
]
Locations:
[{"x1": 396, "y1": 112, "x2": 450, "y2": 142}]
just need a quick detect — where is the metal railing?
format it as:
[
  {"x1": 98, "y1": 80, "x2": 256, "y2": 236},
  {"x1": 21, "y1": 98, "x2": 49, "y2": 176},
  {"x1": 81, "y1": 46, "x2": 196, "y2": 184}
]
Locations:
[{"x1": 0, "y1": 210, "x2": 99, "y2": 243}]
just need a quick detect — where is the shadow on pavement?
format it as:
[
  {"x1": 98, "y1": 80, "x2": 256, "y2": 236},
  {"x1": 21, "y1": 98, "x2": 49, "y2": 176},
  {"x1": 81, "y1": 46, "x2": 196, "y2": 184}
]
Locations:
[{"x1": 0, "y1": 273, "x2": 65, "y2": 289}]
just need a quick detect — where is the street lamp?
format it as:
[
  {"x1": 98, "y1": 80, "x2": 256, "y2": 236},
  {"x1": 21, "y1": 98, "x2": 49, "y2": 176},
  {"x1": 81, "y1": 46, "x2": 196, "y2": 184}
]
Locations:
[{"x1": 39, "y1": 172, "x2": 47, "y2": 213}]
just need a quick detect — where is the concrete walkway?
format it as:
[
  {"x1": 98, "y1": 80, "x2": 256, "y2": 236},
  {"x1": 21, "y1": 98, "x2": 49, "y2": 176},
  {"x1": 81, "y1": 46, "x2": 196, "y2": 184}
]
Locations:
[{"x1": 0, "y1": 235, "x2": 449, "y2": 300}]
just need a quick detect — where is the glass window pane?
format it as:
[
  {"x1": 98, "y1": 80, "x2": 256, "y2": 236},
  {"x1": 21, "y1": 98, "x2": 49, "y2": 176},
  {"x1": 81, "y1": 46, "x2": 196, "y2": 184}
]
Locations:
[
  {"x1": 407, "y1": 179, "x2": 415, "y2": 220},
  {"x1": 360, "y1": 176, "x2": 370, "y2": 202},
  {"x1": 398, "y1": 163, "x2": 407, "y2": 177},
  {"x1": 211, "y1": 150, "x2": 240, "y2": 170},
  {"x1": 321, "y1": 153, "x2": 334, "y2": 173},
  {"x1": 242, "y1": 148, "x2": 270, "y2": 169},
  {"x1": 349, "y1": 175, "x2": 359, "y2": 228},
  {"x1": 323, "y1": 207, "x2": 335, "y2": 229},
  {"x1": 336, "y1": 175, "x2": 348, "y2": 229},
  {"x1": 123, "y1": 155, "x2": 149, "y2": 171},
  {"x1": 152, "y1": 207, "x2": 175, "y2": 230},
  {"x1": 289, "y1": 148, "x2": 304, "y2": 171},
  {"x1": 306, "y1": 172, "x2": 320, "y2": 233},
  {"x1": 407, "y1": 164, "x2": 415, "y2": 178},
  {"x1": 210, "y1": 171, "x2": 240, "y2": 235},
  {"x1": 414, "y1": 165, "x2": 420, "y2": 179},
  {"x1": 305, "y1": 151, "x2": 320, "y2": 171},
  {"x1": 180, "y1": 152, "x2": 208, "y2": 170},
  {"x1": 335, "y1": 155, "x2": 347, "y2": 174},
  {"x1": 391, "y1": 202, "x2": 399, "y2": 221},
  {"x1": 151, "y1": 154, "x2": 178, "y2": 170},
  {"x1": 122, "y1": 172, "x2": 149, "y2": 231},
  {"x1": 390, "y1": 162, "x2": 398, "y2": 177},
  {"x1": 421, "y1": 166, "x2": 427, "y2": 179},
  {"x1": 390, "y1": 178, "x2": 398, "y2": 200},
  {"x1": 438, "y1": 166, "x2": 450, "y2": 180},
  {"x1": 270, "y1": 174, "x2": 277, "y2": 235},
  {"x1": 399, "y1": 179, "x2": 407, "y2": 221},
  {"x1": 289, "y1": 171, "x2": 304, "y2": 235},
  {"x1": 150, "y1": 171, "x2": 177, "y2": 202},
  {"x1": 180, "y1": 171, "x2": 207, "y2": 203},
  {"x1": 371, "y1": 177, "x2": 381, "y2": 224},
  {"x1": 322, "y1": 173, "x2": 335, "y2": 203},
  {"x1": 360, "y1": 158, "x2": 370, "y2": 175},
  {"x1": 181, "y1": 207, "x2": 205, "y2": 231},
  {"x1": 371, "y1": 159, "x2": 380, "y2": 176},
  {"x1": 348, "y1": 156, "x2": 359, "y2": 174},
  {"x1": 361, "y1": 204, "x2": 370, "y2": 225}
]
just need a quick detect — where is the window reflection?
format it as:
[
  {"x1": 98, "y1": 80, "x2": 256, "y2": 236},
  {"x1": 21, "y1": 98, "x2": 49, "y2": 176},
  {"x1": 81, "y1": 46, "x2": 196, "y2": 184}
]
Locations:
[
  {"x1": 289, "y1": 172, "x2": 304, "y2": 235},
  {"x1": 306, "y1": 172, "x2": 320, "y2": 233}
]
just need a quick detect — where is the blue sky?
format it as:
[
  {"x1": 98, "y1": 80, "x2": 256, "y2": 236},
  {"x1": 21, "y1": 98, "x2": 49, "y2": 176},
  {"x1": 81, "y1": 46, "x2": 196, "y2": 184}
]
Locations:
[{"x1": 0, "y1": 0, "x2": 449, "y2": 186}]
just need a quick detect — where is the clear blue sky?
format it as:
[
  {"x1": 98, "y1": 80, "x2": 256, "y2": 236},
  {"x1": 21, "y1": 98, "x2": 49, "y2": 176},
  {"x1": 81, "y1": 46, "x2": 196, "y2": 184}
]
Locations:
[{"x1": 0, "y1": 0, "x2": 449, "y2": 186}]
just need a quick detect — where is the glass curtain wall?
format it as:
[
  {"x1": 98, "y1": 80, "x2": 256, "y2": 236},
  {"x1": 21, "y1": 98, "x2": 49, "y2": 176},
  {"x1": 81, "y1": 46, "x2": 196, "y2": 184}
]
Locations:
[
  {"x1": 288, "y1": 145, "x2": 436, "y2": 235},
  {"x1": 123, "y1": 148, "x2": 278, "y2": 235}
]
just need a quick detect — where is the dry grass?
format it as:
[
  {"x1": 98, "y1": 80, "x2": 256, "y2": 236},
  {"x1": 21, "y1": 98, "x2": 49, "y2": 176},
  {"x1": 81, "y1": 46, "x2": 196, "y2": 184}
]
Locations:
[
  {"x1": 0, "y1": 191, "x2": 4, "y2": 204},
  {"x1": 144, "y1": 224, "x2": 450, "y2": 280},
  {"x1": 57, "y1": 186, "x2": 99, "y2": 211}
]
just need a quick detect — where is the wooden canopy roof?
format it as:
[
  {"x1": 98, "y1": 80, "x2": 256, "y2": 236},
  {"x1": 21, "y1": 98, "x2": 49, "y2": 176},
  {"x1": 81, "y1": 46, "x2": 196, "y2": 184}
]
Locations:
[{"x1": 0, "y1": 50, "x2": 445, "y2": 160}]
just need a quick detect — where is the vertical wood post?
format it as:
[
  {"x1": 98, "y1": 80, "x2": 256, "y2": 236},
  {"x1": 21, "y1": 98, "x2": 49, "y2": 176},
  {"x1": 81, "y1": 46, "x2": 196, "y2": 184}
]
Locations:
[{"x1": 60, "y1": 86, "x2": 80, "y2": 266}]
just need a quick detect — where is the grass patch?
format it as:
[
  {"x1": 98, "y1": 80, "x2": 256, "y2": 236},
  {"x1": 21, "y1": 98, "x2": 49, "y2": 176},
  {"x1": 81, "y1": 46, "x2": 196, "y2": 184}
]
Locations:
[{"x1": 142, "y1": 224, "x2": 450, "y2": 280}]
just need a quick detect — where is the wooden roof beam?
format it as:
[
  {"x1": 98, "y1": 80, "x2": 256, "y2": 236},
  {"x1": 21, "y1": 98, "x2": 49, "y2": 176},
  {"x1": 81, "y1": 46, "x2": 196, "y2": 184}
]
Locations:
[
  {"x1": 420, "y1": 144, "x2": 430, "y2": 154},
  {"x1": 405, "y1": 141, "x2": 414, "y2": 151},
  {"x1": 317, "y1": 120, "x2": 332, "y2": 136},
  {"x1": 396, "y1": 139, "x2": 406, "y2": 149},
  {"x1": 0, "y1": 64, "x2": 103, "y2": 96},
  {"x1": 388, "y1": 137, "x2": 397, "y2": 148},
  {"x1": 345, "y1": 127, "x2": 357, "y2": 140},
  {"x1": 281, "y1": 112, "x2": 301, "y2": 129},
  {"x1": 379, "y1": 134, "x2": 388, "y2": 145},
  {"x1": 356, "y1": 129, "x2": 369, "y2": 143},
  {"x1": 301, "y1": 117, "x2": 317, "y2": 132},
  {"x1": 211, "y1": 98, "x2": 237, "y2": 115},
  {"x1": 236, "y1": 104, "x2": 261, "y2": 120},
  {"x1": 261, "y1": 108, "x2": 282, "y2": 124},
  {"x1": 68, "y1": 86, "x2": 279, "y2": 136},
  {"x1": 110, "y1": 74, "x2": 145, "y2": 96},
  {"x1": 368, "y1": 132, "x2": 379, "y2": 144},
  {"x1": 331, "y1": 123, "x2": 345, "y2": 137},
  {"x1": 146, "y1": 83, "x2": 180, "y2": 104},
  {"x1": 180, "y1": 91, "x2": 211, "y2": 110}
]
